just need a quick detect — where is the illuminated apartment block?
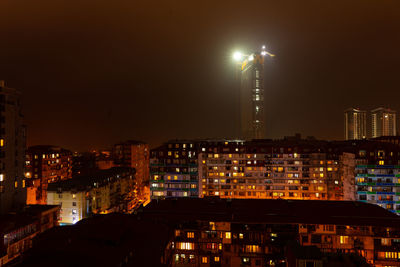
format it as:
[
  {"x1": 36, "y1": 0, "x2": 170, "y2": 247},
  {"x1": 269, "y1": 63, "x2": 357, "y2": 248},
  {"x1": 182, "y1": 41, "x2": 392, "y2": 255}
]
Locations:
[
  {"x1": 26, "y1": 145, "x2": 72, "y2": 205},
  {"x1": 371, "y1": 107, "x2": 397, "y2": 138},
  {"x1": 344, "y1": 108, "x2": 367, "y2": 140},
  {"x1": 47, "y1": 167, "x2": 136, "y2": 224},
  {"x1": 0, "y1": 81, "x2": 26, "y2": 214},
  {"x1": 198, "y1": 139, "x2": 356, "y2": 201},
  {"x1": 352, "y1": 140, "x2": 400, "y2": 215},
  {"x1": 150, "y1": 141, "x2": 199, "y2": 199}
]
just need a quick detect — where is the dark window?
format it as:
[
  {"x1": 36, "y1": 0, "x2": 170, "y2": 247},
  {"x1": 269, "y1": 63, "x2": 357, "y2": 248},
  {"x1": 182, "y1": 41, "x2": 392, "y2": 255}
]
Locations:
[{"x1": 311, "y1": 235, "x2": 322, "y2": 243}]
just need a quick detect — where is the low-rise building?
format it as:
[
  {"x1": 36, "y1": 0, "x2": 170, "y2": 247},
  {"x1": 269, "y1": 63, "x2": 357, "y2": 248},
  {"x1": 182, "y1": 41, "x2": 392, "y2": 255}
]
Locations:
[
  {"x1": 143, "y1": 198, "x2": 400, "y2": 267},
  {"x1": 0, "y1": 205, "x2": 59, "y2": 266},
  {"x1": 18, "y1": 198, "x2": 400, "y2": 267},
  {"x1": 47, "y1": 167, "x2": 136, "y2": 224}
]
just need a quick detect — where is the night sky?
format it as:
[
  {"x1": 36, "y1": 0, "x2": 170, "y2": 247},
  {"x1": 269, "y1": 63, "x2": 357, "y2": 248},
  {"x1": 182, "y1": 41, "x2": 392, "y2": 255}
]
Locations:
[{"x1": 1, "y1": 0, "x2": 400, "y2": 151}]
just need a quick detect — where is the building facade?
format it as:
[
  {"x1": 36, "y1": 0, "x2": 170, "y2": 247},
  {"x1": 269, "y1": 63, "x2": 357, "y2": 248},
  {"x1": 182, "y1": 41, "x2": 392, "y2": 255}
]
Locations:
[
  {"x1": 150, "y1": 138, "x2": 357, "y2": 202},
  {"x1": 150, "y1": 141, "x2": 199, "y2": 199},
  {"x1": 371, "y1": 107, "x2": 397, "y2": 138},
  {"x1": 0, "y1": 81, "x2": 26, "y2": 214},
  {"x1": 26, "y1": 145, "x2": 72, "y2": 205},
  {"x1": 47, "y1": 167, "x2": 136, "y2": 224},
  {"x1": 114, "y1": 141, "x2": 150, "y2": 203},
  {"x1": 0, "y1": 205, "x2": 59, "y2": 266},
  {"x1": 198, "y1": 140, "x2": 356, "y2": 201},
  {"x1": 344, "y1": 108, "x2": 367, "y2": 140},
  {"x1": 144, "y1": 198, "x2": 400, "y2": 267}
]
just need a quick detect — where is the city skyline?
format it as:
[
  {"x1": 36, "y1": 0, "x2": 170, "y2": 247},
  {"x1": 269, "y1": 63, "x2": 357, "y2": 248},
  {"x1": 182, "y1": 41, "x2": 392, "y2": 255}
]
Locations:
[{"x1": 1, "y1": 0, "x2": 400, "y2": 151}]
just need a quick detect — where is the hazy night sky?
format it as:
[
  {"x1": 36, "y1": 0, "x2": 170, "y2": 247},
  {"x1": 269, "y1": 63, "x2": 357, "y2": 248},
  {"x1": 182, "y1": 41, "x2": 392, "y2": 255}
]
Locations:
[{"x1": 1, "y1": 0, "x2": 400, "y2": 151}]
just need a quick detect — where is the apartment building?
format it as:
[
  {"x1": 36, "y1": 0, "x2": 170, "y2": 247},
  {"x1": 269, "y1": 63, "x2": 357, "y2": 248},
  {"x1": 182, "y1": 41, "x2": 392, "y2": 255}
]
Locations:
[
  {"x1": 0, "y1": 81, "x2": 26, "y2": 214},
  {"x1": 198, "y1": 139, "x2": 355, "y2": 201},
  {"x1": 47, "y1": 167, "x2": 136, "y2": 224},
  {"x1": 150, "y1": 140, "x2": 199, "y2": 199},
  {"x1": 26, "y1": 145, "x2": 72, "y2": 205}
]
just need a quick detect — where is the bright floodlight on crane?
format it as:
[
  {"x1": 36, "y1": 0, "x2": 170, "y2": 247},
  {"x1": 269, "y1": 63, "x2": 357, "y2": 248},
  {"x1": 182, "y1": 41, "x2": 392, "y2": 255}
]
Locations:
[
  {"x1": 233, "y1": 46, "x2": 275, "y2": 62},
  {"x1": 233, "y1": 51, "x2": 243, "y2": 61}
]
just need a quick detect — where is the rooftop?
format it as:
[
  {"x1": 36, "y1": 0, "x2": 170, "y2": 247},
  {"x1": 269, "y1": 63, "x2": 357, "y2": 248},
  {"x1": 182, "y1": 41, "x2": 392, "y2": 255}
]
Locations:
[
  {"x1": 143, "y1": 197, "x2": 400, "y2": 227},
  {"x1": 47, "y1": 167, "x2": 134, "y2": 192}
]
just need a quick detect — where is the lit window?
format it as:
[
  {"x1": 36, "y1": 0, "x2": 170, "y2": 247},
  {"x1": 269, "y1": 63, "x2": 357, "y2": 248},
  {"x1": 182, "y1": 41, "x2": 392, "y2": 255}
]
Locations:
[
  {"x1": 225, "y1": 232, "x2": 231, "y2": 239},
  {"x1": 72, "y1": 194, "x2": 76, "y2": 199},
  {"x1": 245, "y1": 245, "x2": 260, "y2": 253},
  {"x1": 0, "y1": 139, "x2": 3, "y2": 147},
  {"x1": 214, "y1": 256, "x2": 220, "y2": 262},
  {"x1": 176, "y1": 242, "x2": 193, "y2": 250},
  {"x1": 187, "y1": 232, "x2": 194, "y2": 238},
  {"x1": 22, "y1": 180, "x2": 25, "y2": 188},
  {"x1": 379, "y1": 160, "x2": 384, "y2": 165},
  {"x1": 381, "y1": 238, "x2": 391, "y2": 246},
  {"x1": 201, "y1": 257, "x2": 208, "y2": 263},
  {"x1": 339, "y1": 236, "x2": 349, "y2": 244},
  {"x1": 239, "y1": 233, "x2": 243, "y2": 239},
  {"x1": 14, "y1": 181, "x2": 18, "y2": 188},
  {"x1": 384, "y1": 251, "x2": 399, "y2": 259},
  {"x1": 209, "y1": 222, "x2": 216, "y2": 230},
  {"x1": 0, "y1": 174, "x2": 3, "y2": 181}
]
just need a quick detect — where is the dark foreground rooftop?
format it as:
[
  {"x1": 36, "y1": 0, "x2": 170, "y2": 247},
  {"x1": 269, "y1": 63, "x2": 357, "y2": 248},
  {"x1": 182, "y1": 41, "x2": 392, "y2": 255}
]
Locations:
[
  {"x1": 16, "y1": 198, "x2": 400, "y2": 267},
  {"x1": 143, "y1": 197, "x2": 400, "y2": 227}
]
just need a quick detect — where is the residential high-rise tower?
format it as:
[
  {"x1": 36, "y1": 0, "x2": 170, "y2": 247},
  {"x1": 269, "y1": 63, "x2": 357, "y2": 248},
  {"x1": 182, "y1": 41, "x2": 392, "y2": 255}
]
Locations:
[
  {"x1": 371, "y1": 107, "x2": 397, "y2": 138},
  {"x1": 344, "y1": 108, "x2": 367, "y2": 140},
  {"x1": 0, "y1": 81, "x2": 26, "y2": 214}
]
